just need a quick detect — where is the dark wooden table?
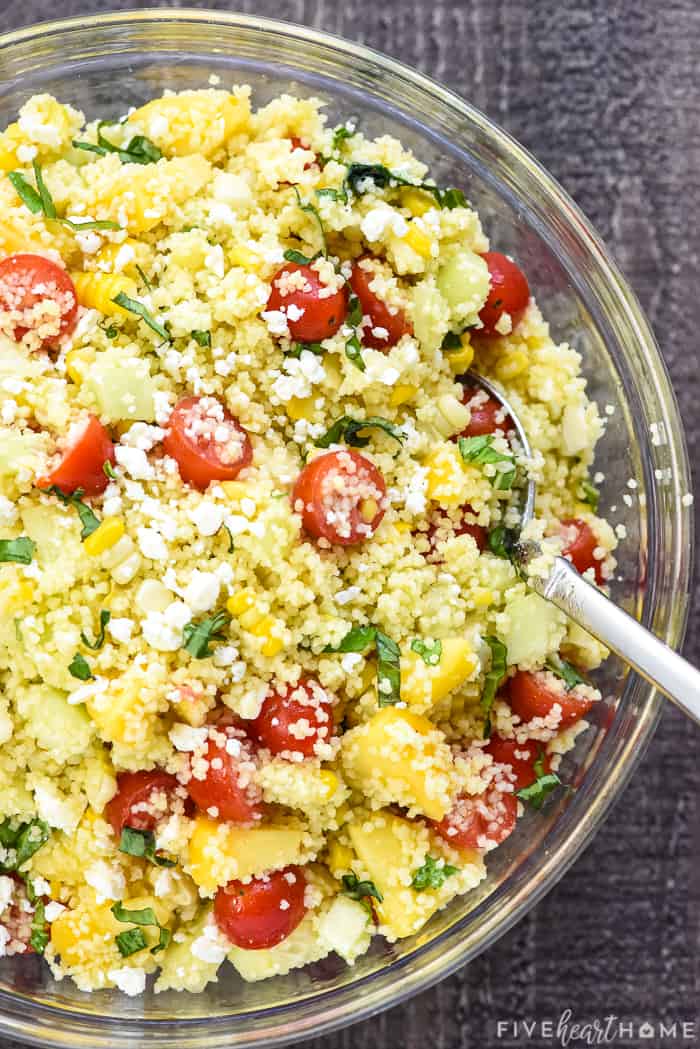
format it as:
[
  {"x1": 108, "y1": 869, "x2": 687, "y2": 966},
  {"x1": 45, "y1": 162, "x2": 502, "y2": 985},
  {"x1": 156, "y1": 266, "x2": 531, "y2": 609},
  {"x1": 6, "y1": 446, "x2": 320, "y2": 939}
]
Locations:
[{"x1": 2, "y1": 1, "x2": 698, "y2": 1046}]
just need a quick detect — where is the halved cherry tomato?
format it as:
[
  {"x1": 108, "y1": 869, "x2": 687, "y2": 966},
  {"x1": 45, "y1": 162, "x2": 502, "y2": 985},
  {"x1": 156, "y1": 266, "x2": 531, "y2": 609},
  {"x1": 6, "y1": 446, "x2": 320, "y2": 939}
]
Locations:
[
  {"x1": 214, "y1": 866, "x2": 307, "y2": 950},
  {"x1": 252, "y1": 678, "x2": 335, "y2": 758},
  {"x1": 477, "y1": 251, "x2": 530, "y2": 336},
  {"x1": 104, "y1": 770, "x2": 179, "y2": 838},
  {"x1": 560, "y1": 518, "x2": 605, "y2": 584},
  {"x1": 292, "y1": 449, "x2": 387, "y2": 546},
  {"x1": 0, "y1": 253, "x2": 78, "y2": 347},
  {"x1": 349, "y1": 258, "x2": 412, "y2": 350},
  {"x1": 37, "y1": 414, "x2": 115, "y2": 497},
  {"x1": 187, "y1": 733, "x2": 264, "y2": 824},
  {"x1": 508, "y1": 669, "x2": 595, "y2": 730},
  {"x1": 266, "y1": 263, "x2": 347, "y2": 342},
  {"x1": 484, "y1": 735, "x2": 552, "y2": 791},
  {"x1": 420, "y1": 507, "x2": 486, "y2": 561},
  {"x1": 431, "y1": 787, "x2": 517, "y2": 850},
  {"x1": 163, "y1": 395, "x2": 252, "y2": 491},
  {"x1": 458, "y1": 386, "x2": 513, "y2": 438}
]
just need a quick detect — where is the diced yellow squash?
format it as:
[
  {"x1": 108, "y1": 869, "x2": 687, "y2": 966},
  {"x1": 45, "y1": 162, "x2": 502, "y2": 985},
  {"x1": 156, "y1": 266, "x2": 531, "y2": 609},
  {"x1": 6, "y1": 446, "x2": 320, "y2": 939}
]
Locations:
[
  {"x1": 402, "y1": 223, "x2": 433, "y2": 259},
  {"x1": 87, "y1": 155, "x2": 212, "y2": 234},
  {"x1": 187, "y1": 816, "x2": 308, "y2": 894},
  {"x1": 340, "y1": 707, "x2": 453, "y2": 820},
  {"x1": 400, "y1": 637, "x2": 479, "y2": 712},
  {"x1": 0, "y1": 573, "x2": 35, "y2": 615},
  {"x1": 444, "y1": 333, "x2": 474, "y2": 374},
  {"x1": 285, "y1": 396, "x2": 315, "y2": 421},
  {"x1": 65, "y1": 347, "x2": 96, "y2": 385},
  {"x1": 129, "y1": 91, "x2": 250, "y2": 157},
  {"x1": 155, "y1": 907, "x2": 222, "y2": 993},
  {"x1": 228, "y1": 908, "x2": 331, "y2": 981},
  {"x1": 83, "y1": 516, "x2": 125, "y2": 557},
  {"x1": 347, "y1": 810, "x2": 481, "y2": 938},
  {"x1": 390, "y1": 384, "x2": 419, "y2": 407},
  {"x1": 423, "y1": 444, "x2": 490, "y2": 509},
  {"x1": 85, "y1": 675, "x2": 154, "y2": 745},
  {"x1": 0, "y1": 122, "x2": 23, "y2": 172},
  {"x1": 400, "y1": 188, "x2": 433, "y2": 217},
  {"x1": 326, "y1": 839, "x2": 354, "y2": 878}
]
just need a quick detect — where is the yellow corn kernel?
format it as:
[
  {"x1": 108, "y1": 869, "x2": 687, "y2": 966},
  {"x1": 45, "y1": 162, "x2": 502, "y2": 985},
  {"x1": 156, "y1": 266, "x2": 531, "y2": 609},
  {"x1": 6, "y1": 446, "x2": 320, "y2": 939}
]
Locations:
[
  {"x1": 326, "y1": 839, "x2": 354, "y2": 877},
  {"x1": 444, "y1": 335, "x2": 474, "y2": 374},
  {"x1": 0, "y1": 123, "x2": 23, "y2": 172},
  {"x1": 0, "y1": 577, "x2": 35, "y2": 615},
  {"x1": 173, "y1": 688, "x2": 209, "y2": 727},
  {"x1": 65, "y1": 347, "x2": 96, "y2": 385},
  {"x1": 317, "y1": 770, "x2": 339, "y2": 799},
  {"x1": 494, "y1": 348, "x2": 528, "y2": 381},
  {"x1": 83, "y1": 517, "x2": 125, "y2": 557},
  {"x1": 424, "y1": 445, "x2": 464, "y2": 505},
  {"x1": 402, "y1": 223, "x2": 433, "y2": 259},
  {"x1": 229, "y1": 245, "x2": 260, "y2": 272},
  {"x1": 227, "y1": 588, "x2": 257, "y2": 617},
  {"x1": 390, "y1": 384, "x2": 419, "y2": 408},
  {"x1": 285, "y1": 396, "x2": 315, "y2": 422},
  {"x1": 72, "y1": 271, "x2": 139, "y2": 318},
  {"x1": 471, "y1": 587, "x2": 493, "y2": 608},
  {"x1": 359, "y1": 498, "x2": 378, "y2": 523},
  {"x1": 261, "y1": 633, "x2": 285, "y2": 658},
  {"x1": 400, "y1": 188, "x2": 433, "y2": 217},
  {"x1": 394, "y1": 521, "x2": 412, "y2": 533}
]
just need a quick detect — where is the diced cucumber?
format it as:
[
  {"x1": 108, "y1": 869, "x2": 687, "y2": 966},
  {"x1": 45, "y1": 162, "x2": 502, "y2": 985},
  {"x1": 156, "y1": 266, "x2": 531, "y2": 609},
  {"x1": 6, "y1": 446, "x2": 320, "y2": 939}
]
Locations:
[
  {"x1": 83, "y1": 348, "x2": 157, "y2": 422},
  {"x1": 15, "y1": 683, "x2": 93, "y2": 763},
  {"x1": 436, "y1": 249, "x2": 490, "y2": 329}
]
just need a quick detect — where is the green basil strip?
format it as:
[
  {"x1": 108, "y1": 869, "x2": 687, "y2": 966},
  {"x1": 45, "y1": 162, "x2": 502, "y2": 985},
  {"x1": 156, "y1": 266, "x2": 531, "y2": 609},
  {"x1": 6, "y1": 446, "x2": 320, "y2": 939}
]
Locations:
[
  {"x1": 481, "y1": 636, "x2": 508, "y2": 738},
  {"x1": 0, "y1": 537, "x2": 35, "y2": 565},
  {"x1": 411, "y1": 855, "x2": 458, "y2": 891}
]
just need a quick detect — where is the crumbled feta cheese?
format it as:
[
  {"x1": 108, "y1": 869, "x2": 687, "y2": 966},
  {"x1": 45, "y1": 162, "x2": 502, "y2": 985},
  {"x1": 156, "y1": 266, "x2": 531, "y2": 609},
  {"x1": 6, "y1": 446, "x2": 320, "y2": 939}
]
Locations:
[
  {"x1": 85, "y1": 860, "x2": 126, "y2": 903},
  {"x1": 190, "y1": 501, "x2": 225, "y2": 537},
  {"x1": 107, "y1": 967, "x2": 147, "y2": 997},
  {"x1": 183, "y1": 570, "x2": 221, "y2": 614},
  {"x1": 108, "y1": 617, "x2": 134, "y2": 643},
  {"x1": 44, "y1": 901, "x2": 66, "y2": 922},
  {"x1": 169, "y1": 723, "x2": 209, "y2": 752},
  {"x1": 137, "y1": 527, "x2": 169, "y2": 561},
  {"x1": 115, "y1": 446, "x2": 155, "y2": 481},
  {"x1": 0, "y1": 876, "x2": 14, "y2": 915},
  {"x1": 190, "y1": 918, "x2": 230, "y2": 964}
]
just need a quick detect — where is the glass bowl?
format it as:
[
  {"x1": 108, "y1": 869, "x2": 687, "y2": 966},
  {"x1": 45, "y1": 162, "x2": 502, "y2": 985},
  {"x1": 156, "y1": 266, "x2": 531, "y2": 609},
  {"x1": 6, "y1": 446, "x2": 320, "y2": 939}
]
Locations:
[{"x1": 0, "y1": 10, "x2": 692, "y2": 1048}]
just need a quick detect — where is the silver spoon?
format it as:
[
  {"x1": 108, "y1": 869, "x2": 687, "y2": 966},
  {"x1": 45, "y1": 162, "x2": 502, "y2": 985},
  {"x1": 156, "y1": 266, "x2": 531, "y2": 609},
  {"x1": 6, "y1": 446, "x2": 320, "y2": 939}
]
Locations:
[{"x1": 468, "y1": 372, "x2": 700, "y2": 726}]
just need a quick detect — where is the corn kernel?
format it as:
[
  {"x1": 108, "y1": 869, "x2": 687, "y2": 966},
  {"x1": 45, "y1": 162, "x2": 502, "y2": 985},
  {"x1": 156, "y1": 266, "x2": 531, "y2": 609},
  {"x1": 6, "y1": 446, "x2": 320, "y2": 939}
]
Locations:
[
  {"x1": 111, "y1": 553, "x2": 142, "y2": 586},
  {"x1": 84, "y1": 517, "x2": 125, "y2": 557},
  {"x1": 285, "y1": 396, "x2": 315, "y2": 422},
  {"x1": 317, "y1": 770, "x2": 339, "y2": 799},
  {"x1": 244, "y1": 611, "x2": 274, "y2": 636},
  {"x1": 390, "y1": 384, "x2": 418, "y2": 408},
  {"x1": 471, "y1": 587, "x2": 493, "y2": 608},
  {"x1": 101, "y1": 535, "x2": 134, "y2": 571},
  {"x1": 400, "y1": 188, "x2": 432, "y2": 217},
  {"x1": 327, "y1": 839, "x2": 354, "y2": 877},
  {"x1": 229, "y1": 245, "x2": 259, "y2": 271},
  {"x1": 227, "y1": 589, "x2": 256, "y2": 617},
  {"x1": 394, "y1": 521, "x2": 412, "y2": 533},
  {"x1": 444, "y1": 335, "x2": 474, "y2": 374},
  {"x1": 359, "y1": 498, "x2": 378, "y2": 523},
  {"x1": 65, "y1": 347, "x2": 96, "y2": 385},
  {"x1": 0, "y1": 578, "x2": 35, "y2": 614},
  {"x1": 261, "y1": 635, "x2": 285, "y2": 658},
  {"x1": 402, "y1": 223, "x2": 433, "y2": 259},
  {"x1": 494, "y1": 348, "x2": 528, "y2": 381}
]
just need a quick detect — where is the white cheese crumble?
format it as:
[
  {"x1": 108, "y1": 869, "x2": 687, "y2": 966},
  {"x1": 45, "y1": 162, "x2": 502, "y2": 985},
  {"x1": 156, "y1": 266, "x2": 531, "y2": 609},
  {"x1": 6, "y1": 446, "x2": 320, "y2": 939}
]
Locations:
[
  {"x1": 107, "y1": 967, "x2": 147, "y2": 997},
  {"x1": 85, "y1": 861, "x2": 126, "y2": 903},
  {"x1": 115, "y1": 445, "x2": 155, "y2": 481}
]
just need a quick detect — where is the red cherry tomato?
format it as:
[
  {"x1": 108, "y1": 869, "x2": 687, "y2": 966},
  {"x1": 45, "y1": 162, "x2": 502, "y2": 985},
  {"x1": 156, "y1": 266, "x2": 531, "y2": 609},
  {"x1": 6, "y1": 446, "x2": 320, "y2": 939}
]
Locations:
[
  {"x1": 292, "y1": 449, "x2": 387, "y2": 546},
  {"x1": 104, "y1": 770, "x2": 179, "y2": 837},
  {"x1": 349, "y1": 258, "x2": 412, "y2": 350},
  {"x1": 458, "y1": 386, "x2": 513, "y2": 438},
  {"x1": 484, "y1": 736, "x2": 552, "y2": 791},
  {"x1": 477, "y1": 251, "x2": 530, "y2": 336},
  {"x1": 560, "y1": 518, "x2": 605, "y2": 584},
  {"x1": 187, "y1": 733, "x2": 264, "y2": 824},
  {"x1": 289, "y1": 136, "x2": 317, "y2": 170},
  {"x1": 252, "y1": 679, "x2": 335, "y2": 758},
  {"x1": 266, "y1": 263, "x2": 347, "y2": 342},
  {"x1": 214, "y1": 866, "x2": 307, "y2": 950},
  {"x1": 0, "y1": 253, "x2": 78, "y2": 348},
  {"x1": 431, "y1": 787, "x2": 517, "y2": 850},
  {"x1": 508, "y1": 670, "x2": 594, "y2": 730},
  {"x1": 37, "y1": 414, "x2": 115, "y2": 497},
  {"x1": 163, "y1": 395, "x2": 252, "y2": 491},
  {"x1": 421, "y1": 508, "x2": 486, "y2": 560}
]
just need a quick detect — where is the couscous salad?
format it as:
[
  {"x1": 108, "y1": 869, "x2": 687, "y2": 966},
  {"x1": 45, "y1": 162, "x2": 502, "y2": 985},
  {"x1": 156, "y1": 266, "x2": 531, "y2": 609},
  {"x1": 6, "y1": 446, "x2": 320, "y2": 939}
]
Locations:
[{"x1": 0, "y1": 87, "x2": 614, "y2": 995}]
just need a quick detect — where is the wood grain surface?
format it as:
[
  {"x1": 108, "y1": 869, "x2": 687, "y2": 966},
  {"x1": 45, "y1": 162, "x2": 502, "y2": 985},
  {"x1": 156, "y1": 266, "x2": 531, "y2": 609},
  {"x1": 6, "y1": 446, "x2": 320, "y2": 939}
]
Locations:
[{"x1": 1, "y1": 2, "x2": 698, "y2": 1047}]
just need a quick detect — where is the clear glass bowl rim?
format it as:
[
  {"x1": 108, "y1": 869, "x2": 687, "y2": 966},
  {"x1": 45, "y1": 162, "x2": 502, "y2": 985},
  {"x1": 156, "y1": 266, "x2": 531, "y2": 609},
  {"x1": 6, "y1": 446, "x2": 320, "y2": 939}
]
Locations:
[{"x1": 0, "y1": 9, "x2": 692, "y2": 1049}]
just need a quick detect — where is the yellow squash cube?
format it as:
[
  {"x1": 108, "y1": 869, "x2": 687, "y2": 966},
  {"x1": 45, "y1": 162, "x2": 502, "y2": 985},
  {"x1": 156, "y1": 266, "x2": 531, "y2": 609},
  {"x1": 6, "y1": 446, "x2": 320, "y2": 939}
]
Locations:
[
  {"x1": 187, "y1": 816, "x2": 308, "y2": 894},
  {"x1": 340, "y1": 707, "x2": 453, "y2": 820},
  {"x1": 400, "y1": 638, "x2": 479, "y2": 713}
]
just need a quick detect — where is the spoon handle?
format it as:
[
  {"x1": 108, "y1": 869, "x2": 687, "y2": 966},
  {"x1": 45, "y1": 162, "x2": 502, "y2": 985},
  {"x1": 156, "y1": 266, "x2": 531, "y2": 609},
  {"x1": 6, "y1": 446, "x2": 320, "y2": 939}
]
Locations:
[{"x1": 532, "y1": 556, "x2": 700, "y2": 726}]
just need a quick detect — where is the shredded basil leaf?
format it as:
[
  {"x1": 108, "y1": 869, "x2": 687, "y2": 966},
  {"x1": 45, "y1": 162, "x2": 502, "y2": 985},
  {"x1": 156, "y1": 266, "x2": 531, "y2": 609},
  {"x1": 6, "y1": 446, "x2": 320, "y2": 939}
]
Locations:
[
  {"x1": 316, "y1": 415, "x2": 405, "y2": 450},
  {"x1": 135, "y1": 264, "x2": 152, "y2": 291},
  {"x1": 191, "y1": 329, "x2": 211, "y2": 348},
  {"x1": 347, "y1": 294, "x2": 363, "y2": 328},
  {"x1": 111, "y1": 292, "x2": 170, "y2": 341},
  {"x1": 0, "y1": 818, "x2": 50, "y2": 872},
  {"x1": 42, "y1": 485, "x2": 101, "y2": 540},
  {"x1": 324, "y1": 624, "x2": 377, "y2": 653},
  {"x1": 32, "y1": 160, "x2": 56, "y2": 218},
  {"x1": 330, "y1": 122, "x2": 356, "y2": 154},
  {"x1": 293, "y1": 186, "x2": 327, "y2": 257},
  {"x1": 73, "y1": 124, "x2": 162, "y2": 166},
  {"x1": 341, "y1": 872, "x2": 383, "y2": 916},
  {"x1": 487, "y1": 524, "x2": 518, "y2": 561},
  {"x1": 112, "y1": 902, "x2": 159, "y2": 926},
  {"x1": 0, "y1": 537, "x2": 35, "y2": 565},
  {"x1": 375, "y1": 630, "x2": 401, "y2": 706},
  {"x1": 101, "y1": 322, "x2": 119, "y2": 339},
  {"x1": 441, "y1": 331, "x2": 463, "y2": 351},
  {"x1": 316, "y1": 186, "x2": 348, "y2": 204},
  {"x1": 579, "y1": 479, "x2": 600, "y2": 512},
  {"x1": 517, "y1": 750, "x2": 562, "y2": 810},
  {"x1": 458, "y1": 435, "x2": 516, "y2": 491},
  {"x1": 115, "y1": 927, "x2": 148, "y2": 957},
  {"x1": 286, "y1": 340, "x2": 324, "y2": 359},
  {"x1": 8, "y1": 171, "x2": 43, "y2": 213},
  {"x1": 411, "y1": 855, "x2": 459, "y2": 891},
  {"x1": 8, "y1": 163, "x2": 120, "y2": 230},
  {"x1": 81, "y1": 609, "x2": 111, "y2": 651},
  {"x1": 119, "y1": 827, "x2": 177, "y2": 868},
  {"x1": 69, "y1": 652, "x2": 93, "y2": 680},
  {"x1": 283, "y1": 248, "x2": 314, "y2": 265},
  {"x1": 481, "y1": 636, "x2": 508, "y2": 738},
  {"x1": 344, "y1": 162, "x2": 466, "y2": 210},
  {"x1": 222, "y1": 524, "x2": 235, "y2": 554},
  {"x1": 183, "y1": 609, "x2": 231, "y2": 659},
  {"x1": 29, "y1": 899, "x2": 49, "y2": 954},
  {"x1": 546, "y1": 654, "x2": 586, "y2": 691},
  {"x1": 410, "y1": 638, "x2": 442, "y2": 666}
]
